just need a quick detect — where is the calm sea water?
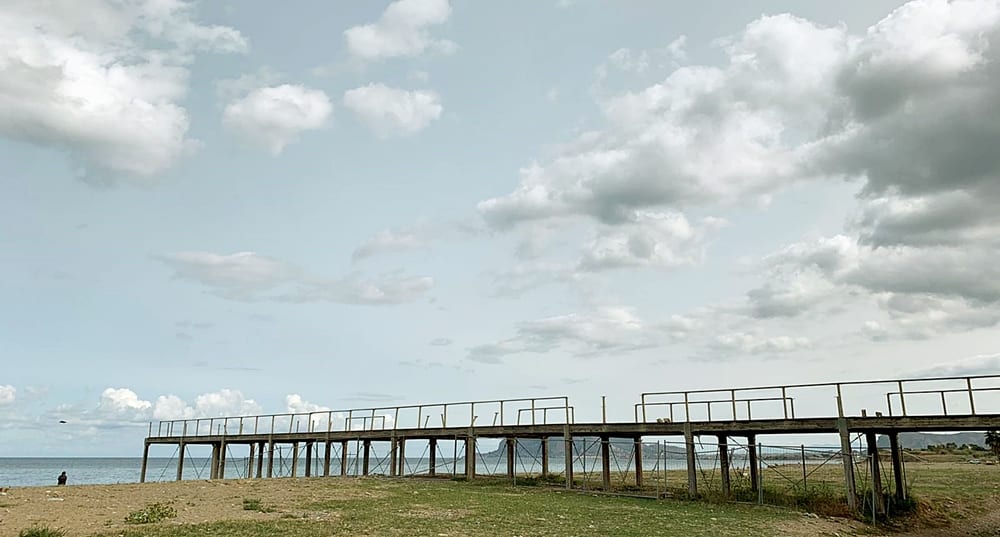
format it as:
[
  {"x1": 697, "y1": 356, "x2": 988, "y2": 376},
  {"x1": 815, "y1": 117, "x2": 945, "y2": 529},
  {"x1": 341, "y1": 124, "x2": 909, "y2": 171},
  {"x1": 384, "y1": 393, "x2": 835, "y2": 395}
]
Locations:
[{"x1": 0, "y1": 455, "x2": 702, "y2": 488}]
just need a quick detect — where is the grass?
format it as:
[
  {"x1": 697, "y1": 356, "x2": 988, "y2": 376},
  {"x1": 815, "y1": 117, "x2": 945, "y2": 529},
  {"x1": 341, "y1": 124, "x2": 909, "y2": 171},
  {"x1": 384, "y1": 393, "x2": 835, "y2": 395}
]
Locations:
[
  {"x1": 124, "y1": 502, "x2": 178, "y2": 525},
  {"x1": 18, "y1": 527, "x2": 67, "y2": 537},
  {"x1": 92, "y1": 478, "x2": 795, "y2": 537},
  {"x1": 241, "y1": 497, "x2": 276, "y2": 513}
]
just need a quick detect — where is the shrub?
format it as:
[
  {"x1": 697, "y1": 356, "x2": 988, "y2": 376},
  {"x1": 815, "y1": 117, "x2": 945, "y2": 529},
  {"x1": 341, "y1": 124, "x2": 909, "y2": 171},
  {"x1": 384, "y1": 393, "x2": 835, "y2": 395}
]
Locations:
[{"x1": 124, "y1": 502, "x2": 177, "y2": 524}]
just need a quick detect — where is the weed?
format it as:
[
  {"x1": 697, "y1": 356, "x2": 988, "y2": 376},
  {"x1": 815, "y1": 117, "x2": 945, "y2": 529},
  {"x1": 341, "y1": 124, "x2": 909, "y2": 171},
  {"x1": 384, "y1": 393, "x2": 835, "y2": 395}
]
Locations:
[
  {"x1": 242, "y1": 498, "x2": 276, "y2": 513},
  {"x1": 124, "y1": 502, "x2": 177, "y2": 524},
  {"x1": 18, "y1": 527, "x2": 67, "y2": 537}
]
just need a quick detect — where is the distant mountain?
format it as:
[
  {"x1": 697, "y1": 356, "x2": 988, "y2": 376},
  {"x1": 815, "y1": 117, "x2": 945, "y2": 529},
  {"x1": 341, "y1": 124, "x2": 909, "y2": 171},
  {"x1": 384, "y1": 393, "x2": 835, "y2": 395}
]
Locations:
[{"x1": 876, "y1": 432, "x2": 986, "y2": 449}]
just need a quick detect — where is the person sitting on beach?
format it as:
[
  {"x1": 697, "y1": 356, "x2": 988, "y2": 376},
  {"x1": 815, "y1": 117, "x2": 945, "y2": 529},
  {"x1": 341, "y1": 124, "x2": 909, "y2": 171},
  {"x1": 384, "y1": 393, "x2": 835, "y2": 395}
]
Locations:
[{"x1": 57, "y1": 471, "x2": 67, "y2": 485}]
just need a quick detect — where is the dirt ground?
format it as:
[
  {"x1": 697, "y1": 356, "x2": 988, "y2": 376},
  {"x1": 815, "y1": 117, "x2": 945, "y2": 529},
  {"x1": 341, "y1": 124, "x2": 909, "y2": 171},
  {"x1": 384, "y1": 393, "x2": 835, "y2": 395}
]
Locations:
[{"x1": 0, "y1": 478, "x2": 380, "y2": 537}]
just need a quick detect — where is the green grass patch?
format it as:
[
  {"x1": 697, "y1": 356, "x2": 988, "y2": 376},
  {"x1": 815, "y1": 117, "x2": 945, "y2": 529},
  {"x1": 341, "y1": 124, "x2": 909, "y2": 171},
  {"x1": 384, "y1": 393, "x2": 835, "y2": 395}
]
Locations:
[
  {"x1": 124, "y1": 502, "x2": 177, "y2": 525},
  {"x1": 241, "y1": 498, "x2": 276, "y2": 513}
]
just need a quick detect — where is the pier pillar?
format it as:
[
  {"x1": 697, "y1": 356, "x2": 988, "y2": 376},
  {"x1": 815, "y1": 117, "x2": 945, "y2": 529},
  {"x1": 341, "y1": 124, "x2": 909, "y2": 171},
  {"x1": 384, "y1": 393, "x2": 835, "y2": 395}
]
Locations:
[
  {"x1": 747, "y1": 434, "x2": 759, "y2": 492},
  {"x1": 291, "y1": 442, "x2": 299, "y2": 477},
  {"x1": 564, "y1": 427, "x2": 574, "y2": 489},
  {"x1": 465, "y1": 436, "x2": 476, "y2": 480},
  {"x1": 634, "y1": 436, "x2": 643, "y2": 488},
  {"x1": 601, "y1": 436, "x2": 611, "y2": 491},
  {"x1": 363, "y1": 440, "x2": 371, "y2": 475},
  {"x1": 888, "y1": 432, "x2": 906, "y2": 501},
  {"x1": 256, "y1": 442, "x2": 265, "y2": 478},
  {"x1": 305, "y1": 441, "x2": 313, "y2": 477},
  {"x1": 267, "y1": 440, "x2": 275, "y2": 478},
  {"x1": 176, "y1": 441, "x2": 186, "y2": 482},
  {"x1": 340, "y1": 440, "x2": 349, "y2": 476},
  {"x1": 683, "y1": 424, "x2": 697, "y2": 498},
  {"x1": 323, "y1": 441, "x2": 331, "y2": 477},
  {"x1": 718, "y1": 435, "x2": 730, "y2": 497},
  {"x1": 541, "y1": 437, "x2": 549, "y2": 476},
  {"x1": 837, "y1": 419, "x2": 858, "y2": 511},
  {"x1": 247, "y1": 443, "x2": 255, "y2": 479},
  {"x1": 866, "y1": 432, "x2": 885, "y2": 515},
  {"x1": 428, "y1": 438, "x2": 437, "y2": 476},
  {"x1": 397, "y1": 438, "x2": 407, "y2": 476},
  {"x1": 140, "y1": 442, "x2": 150, "y2": 483},
  {"x1": 390, "y1": 438, "x2": 399, "y2": 477},
  {"x1": 218, "y1": 441, "x2": 227, "y2": 479},
  {"x1": 209, "y1": 443, "x2": 219, "y2": 479},
  {"x1": 506, "y1": 438, "x2": 516, "y2": 479}
]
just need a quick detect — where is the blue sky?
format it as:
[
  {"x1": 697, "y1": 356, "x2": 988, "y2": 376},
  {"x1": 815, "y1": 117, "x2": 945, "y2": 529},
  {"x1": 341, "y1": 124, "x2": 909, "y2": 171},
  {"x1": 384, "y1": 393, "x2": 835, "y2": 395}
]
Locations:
[{"x1": 3, "y1": 0, "x2": 1000, "y2": 455}]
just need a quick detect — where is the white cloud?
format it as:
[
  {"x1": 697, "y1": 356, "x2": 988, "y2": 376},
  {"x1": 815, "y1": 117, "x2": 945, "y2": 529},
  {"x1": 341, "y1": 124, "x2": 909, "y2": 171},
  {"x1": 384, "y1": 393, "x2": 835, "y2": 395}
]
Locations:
[
  {"x1": 667, "y1": 35, "x2": 688, "y2": 62},
  {"x1": 709, "y1": 333, "x2": 812, "y2": 356},
  {"x1": 285, "y1": 394, "x2": 330, "y2": 414},
  {"x1": 469, "y1": 307, "x2": 666, "y2": 363},
  {"x1": 578, "y1": 212, "x2": 725, "y2": 272},
  {"x1": 915, "y1": 352, "x2": 1000, "y2": 378},
  {"x1": 0, "y1": 385, "x2": 15, "y2": 406},
  {"x1": 343, "y1": 83, "x2": 442, "y2": 138},
  {"x1": 158, "y1": 251, "x2": 434, "y2": 305},
  {"x1": 344, "y1": 0, "x2": 456, "y2": 61},
  {"x1": 223, "y1": 84, "x2": 333, "y2": 154},
  {"x1": 353, "y1": 228, "x2": 428, "y2": 261},
  {"x1": 98, "y1": 388, "x2": 152, "y2": 417},
  {"x1": 0, "y1": 0, "x2": 246, "y2": 183}
]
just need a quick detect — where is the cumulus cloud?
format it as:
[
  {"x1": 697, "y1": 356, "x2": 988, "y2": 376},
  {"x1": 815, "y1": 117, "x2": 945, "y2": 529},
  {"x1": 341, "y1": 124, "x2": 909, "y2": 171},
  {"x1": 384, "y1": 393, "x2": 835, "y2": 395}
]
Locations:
[
  {"x1": 0, "y1": 385, "x2": 15, "y2": 406},
  {"x1": 285, "y1": 394, "x2": 330, "y2": 414},
  {"x1": 343, "y1": 84, "x2": 442, "y2": 138},
  {"x1": 344, "y1": 0, "x2": 456, "y2": 61},
  {"x1": 578, "y1": 212, "x2": 725, "y2": 272},
  {"x1": 0, "y1": 0, "x2": 246, "y2": 183},
  {"x1": 480, "y1": 13, "x2": 849, "y2": 228},
  {"x1": 223, "y1": 84, "x2": 333, "y2": 154},
  {"x1": 157, "y1": 251, "x2": 433, "y2": 305}
]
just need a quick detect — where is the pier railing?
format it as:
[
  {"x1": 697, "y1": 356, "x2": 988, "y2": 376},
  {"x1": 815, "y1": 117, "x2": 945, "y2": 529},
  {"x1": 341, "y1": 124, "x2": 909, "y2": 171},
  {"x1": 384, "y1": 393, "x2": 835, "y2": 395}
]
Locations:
[
  {"x1": 153, "y1": 396, "x2": 573, "y2": 438},
  {"x1": 636, "y1": 374, "x2": 1000, "y2": 423}
]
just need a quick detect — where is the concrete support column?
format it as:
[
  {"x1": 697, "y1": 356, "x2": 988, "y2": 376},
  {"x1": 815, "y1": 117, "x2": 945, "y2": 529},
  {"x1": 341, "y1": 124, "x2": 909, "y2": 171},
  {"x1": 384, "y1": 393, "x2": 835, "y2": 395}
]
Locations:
[
  {"x1": 305, "y1": 442, "x2": 313, "y2": 477},
  {"x1": 291, "y1": 442, "x2": 300, "y2": 478},
  {"x1": 362, "y1": 440, "x2": 371, "y2": 475},
  {"x1": 266, "y1": 440, "x2": 275, "y2": 478},
  {"x1": 247, "y1": 443, "x2": 255, "y2": 479},
  {"x1": 176, "y1": 441, "x2": 186, "y2": 482},
  {"x1": 867, "y1": 432, "x2": 885, "y2": 515},
  {"x1": 889, "y1": 432, "x2": 905, "y2": 501},
  {"x1": 601, "y1": 436, "x2": 612, "y2": 491},
  {"x1": 506, "y1": 438, "x2": 516, "y2": 479},
  {"x1": 209, "y1": 444, "x2": 219, "y2": 480},
  {"x1": 465, "y1": 436, "x2": 476, "y2": 480},
  {"x1": 634, "y1": 437, "x2": 643, "y2": 488},
  {"x1": 718, "y1": 435, "x2": 731, "y2": 497},
  {"x1": 397, "y1": 438, "x2": 407, "y2": 476},
  {"x1": 683, "y1": 424, "x2": 697, "y2": 498},
  {"x1": 541, "y1": 437, "x2": 549, "y2": 476},
  {"x1": 563, "y1": 428, "x2": 574, "y2": 489},
  {"x1": 140, "y1": 443, "x2": 150, "y2": 483},
  {"x1": 390, "y1": 438, "x2": 398, "y2": 477},
  {"x1": 837, "y1": 419, "x2": 858, "y2": 512},
  {"x1": 428, "y1": 438, "x2": 437, "y2": 476},
  {"x1": 218, "y1": 441, "x2": 227, "y2": 479},
  {"x1": 323, "y1": 441, "x2": 332, "y2": 477},
  {"x1": 747, "y1": 434, "x2": 759, "y2": 492}
]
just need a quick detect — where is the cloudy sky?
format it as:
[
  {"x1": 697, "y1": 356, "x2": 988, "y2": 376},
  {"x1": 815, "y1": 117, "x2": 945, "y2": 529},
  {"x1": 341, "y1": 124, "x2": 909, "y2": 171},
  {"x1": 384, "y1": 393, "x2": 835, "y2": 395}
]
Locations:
[{"x1": 3, "y1": 0, "x2": 1000, "y2": 456}]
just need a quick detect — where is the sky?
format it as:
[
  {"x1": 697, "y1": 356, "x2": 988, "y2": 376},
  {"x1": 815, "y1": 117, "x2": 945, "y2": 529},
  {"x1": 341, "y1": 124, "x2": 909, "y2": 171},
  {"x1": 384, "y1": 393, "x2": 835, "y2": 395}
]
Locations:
[{"x1": 2, "y1": 0, "x2": 1000, "y2": 456}]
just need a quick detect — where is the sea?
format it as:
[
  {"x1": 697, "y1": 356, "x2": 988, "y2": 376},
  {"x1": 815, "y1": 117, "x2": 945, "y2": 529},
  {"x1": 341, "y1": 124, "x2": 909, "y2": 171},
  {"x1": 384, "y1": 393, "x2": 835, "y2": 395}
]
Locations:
[{"x1": 0, "y1": 456, "x2": 702, "y2": 488}]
